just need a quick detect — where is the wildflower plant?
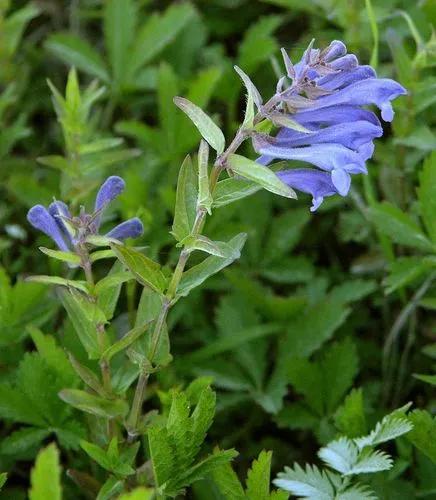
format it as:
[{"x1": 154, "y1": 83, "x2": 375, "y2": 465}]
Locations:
[{"x1": 22, "y1": 37, "x2": 414, "y2": 499}]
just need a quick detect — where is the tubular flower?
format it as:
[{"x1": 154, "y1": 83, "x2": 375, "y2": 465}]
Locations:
[
  {"x1": 254, "y1": 40, "x2": 406, "y2": 211},
  {"x1": 27, "y1": 176, "x2": 144, "y2": 250}
]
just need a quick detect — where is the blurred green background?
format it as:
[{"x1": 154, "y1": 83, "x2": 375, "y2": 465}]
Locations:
[{"x1": 0, "y1": 0, "x2": 436, "y2": 498}]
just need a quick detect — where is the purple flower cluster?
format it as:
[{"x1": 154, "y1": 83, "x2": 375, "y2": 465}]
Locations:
[
  {"x1": 255, "y1": 40, "x2": 406, "y2": 211},
  {"x1": 27, "y1": 176, "x2": 143, "y2": 251}
]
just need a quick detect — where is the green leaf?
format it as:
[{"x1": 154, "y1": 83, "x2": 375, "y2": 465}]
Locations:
[
  {"x1": 39, "y1": 247, "x2": 81, "y2": 265},
  {"x1": 369, "y1": 202, "x2": 434, "y2": 252},
  {"x1": 334, "y1": 389, "x2": 367, "y2": 438},
  {"x1": 97, "y1": 477, "x2": 124, "y2": 500},
  {"x1": 413, "y1": 373, "x2": 436, "y2": 386},
  {"x1": 213, "y1": 176, "x2": 261, "y2": 207},
  {"x1": 118, "y1": 488, "x2": 154, "y2": 500},
  {"x1": 58, "y1": 288, "x2": 105, "y2": 359},
  {"x1": 148, "y1": 426, "x2": 174, "y2": 487},
  {"x1": 59, "y1": 389, "x2": 128, "y2": 419},
  {"x1": 228, "y1": 154, "x2": 296, "y2": 199},
  {"x1": 197, "y1": 140, "x2": 212, "y2": 213},
  {"x1": 354, "y1": 409, "x2": 413, "y2": 450},
  {"x1": 174, "y1": 96, "x2": 225, "y2": 155},
  {"x1": 407, "y1": 410, "x2": 436, "y2": 463},
  {"x1": 0, "y1": 427, "x2": 51, "y2": 456},
  {"x1": 246, "y1": 450, "x2": 272, "y2": 500},
  {"x1": 36, "y1": 155, "x2": 70, "y2": 172},
  {"x1": 127, "y1": 3, "x2": 196, "y2": 76},
  {"x1": 210, "y1": 462, "x2": 245, "y2": 500},
  {"x1": 322, "y1": 338, "x2": 359, "y2": 414},
  {"x1": 67, "y1": 353, "x2": 107, "y2": 396},
  {"x1": 96, "y1": 262, "x2": 132, "y2": 320},
  {"x1": 101, "y1": 323, "x2": 149, "y2": 362},
  {"x1": 183, "y1": 235, "x2": 233, "y2": 257},
  {"x1": 268, "y1": 112, "x2": 313, "y2": 133},
  {"x1": 104, "y1": 0, "x2": 136, "y2": 85},
  {"x1": 172, "y1": 155, "x2": 198, "y2": 242},
  {"x1": 418, "y1": 151, "x2": 436, "y2": 243},
  {"x1": 177, "y1": 233, "x2": 247, "y2": 297},
  {"x1": 79, "y1": 137, "x2": 124, "y2": 154},
  {"x1": 0, "y1": 473, "x2": 6, "y2": 491},
  {"x1": 111, "y1": 244, "x2": 167, "y2": 294},
  {"x1": 45, "y1": 33, "x2": 109, "y2": 82},
  {"x1": 26, "y1": 275, "x2": 89, "y2": 294},
  {"x1": 384, "y1": 257, "x2": 435, "y2": 294},
  {"x1": 274, "y1": 464, "x2": 336, "y2": 498},
  {"x1": 81, "y1": 440, "x2": 134, "y2": 476},
  {"x1": 234, "y1": 65, "x2": 262, "y2": 110},
  {"x1": 29, "y1": 443, "x2": 62, "y2": 500}
]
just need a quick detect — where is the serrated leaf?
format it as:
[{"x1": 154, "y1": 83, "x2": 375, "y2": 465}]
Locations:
[
  {"x1": 0, "y1": 427, "x2": 51, "y2": 456},
  {"x1": 346, "y1": 448, "x2": 392, "y2": 475},
  {"x1": 111, "y1": 244, "x2": 167, "y2": 294},
  {"x1": 228, "y1": 154, "x2": 296, "y2": 199},
  {"x1": 210, "y1": 461, "x2": 245, "y2": 500},
  {"x1": 246, "y1": 450, "x2": 272, "y2": 500},
  {"x1": 274, "y1": 464, "x2": 335, "y2": 499},
  {"x1": 176, "y1": 233, "x2": 247, "y2": 298},
  {"x1": 29, "y1": 443, "x2": 62, "y2": 500},
  {"x1": 407, "y1": 410, "x2": 436, "y2": 463},
  {"x1": 354, "y1": 411, "x2": 413, "y2": 450},
  {"x1": 318, "y1": 437, "x2": 358, "y2": 474},
  {"x1": 174, "y1": 97, "x2": 225, "y2": 155},
  {"x1": 334, "y1": 389, "x2": 367, "y2": 438}
]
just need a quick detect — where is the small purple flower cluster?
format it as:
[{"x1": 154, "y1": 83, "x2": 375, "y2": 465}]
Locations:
[
  {"x1": 27, "y1": 176, "x2": 143, "y2": 251},
  {"x1": 255, "y1": 40, "x2": 407, "y2": 211}
]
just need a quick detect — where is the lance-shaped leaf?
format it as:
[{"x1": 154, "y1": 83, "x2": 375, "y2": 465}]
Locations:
[
  {"x1": 101, "y1": 322, "x2": 150, "y2": 362},
  {"x1": 39, "y1": 247, "x2": 81, "y2": 265},
  {"x1": 267, "y1": 112, "x2": 313, "y2": 133},
  {"x1": 234, "y1": 65, "x2": 262, "y2": 111},
  {"x1": 213, "y1": 176, "x2": 261, "y2": 207},
  {"x1": 67, "y1": 354, "x2": 108, "y2": 397},
  {"x1": 174, "y1": 97, "x2": 225, "y2": 155},
  {"x1": 111, "y1": 244, "x2": 167, "y2": 294},
  {"x1": 177, "y1": 233, "x2": 247, "y2": 298},
  {"x1": 26, "y1": 275, "x2": 89, "y2": 294},
  {"x1": 171, "y1": 155, "x2": 198, "y2": 242},
  {"x1": 228, "y1": 154, "x2": 296, "y2": 199},
  {"x1": 197, "y1": 140, "x2": 212, "y2": 213},
  {"x1": 58, "y1": 288, "x2": 106, "y2": 359},
  {"x1": 59, "y1": 389, "x2": 128, "y2": 418},
  {"x1": 183, "y1": 235, "x2": 234, "y2": 257}
]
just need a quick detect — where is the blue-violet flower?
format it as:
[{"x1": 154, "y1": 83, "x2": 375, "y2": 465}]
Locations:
[
  {"x1": 254, "y1": 40, "x2": 406, "y2": 211},
  {"x1": 27, "y1": 176, "x2": 143, "y2": 250}
]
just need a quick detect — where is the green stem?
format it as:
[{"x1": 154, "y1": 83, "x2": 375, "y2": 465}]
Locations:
[{"x1": 127, "y1": 134, "x2": 249, "y2": 436}]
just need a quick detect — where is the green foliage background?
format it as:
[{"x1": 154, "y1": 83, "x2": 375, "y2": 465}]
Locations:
[{"x1": 0, "y1": 0, "x2": 435, "y2": 498}]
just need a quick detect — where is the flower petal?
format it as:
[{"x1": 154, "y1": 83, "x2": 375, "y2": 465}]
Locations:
[
  {"x1": 272, "y1": 120, "x2": 382, "y2": 150},
  {"x1": 255, "y1": 139, "x2": 366, "y2": 173},
  {"x1": 106, "y1": 217, "x2": 144, "y2": 240},
  {"x1": 317, "y1": 65, "x2": 376, "y2": 91},
  {"x1": 323, "y1": 40, "x2": 347, "y2": 62},
  {"x1": 95, "y1": 176, "x2": 125, "y2": 212},
  {"x1": 331, "y1": 168, "x2": 351, "y2": 195},
  {"x1": 310, "y1": 78, "x2": 407, "y2": 121},
  {"x1": 277, "y1": 168, "x2": 338, "y2": 211},
  {"x1": 27, "y1": 205, "x2": 70, "y2": 251},
  {"x1": 295, "y1": 105, "x2": 381, "y2": 128}
]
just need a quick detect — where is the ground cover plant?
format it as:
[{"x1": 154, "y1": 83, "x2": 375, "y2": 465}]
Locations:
[{"x1": 0, "y1": 0, "x2": 435, "y2": 498}]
